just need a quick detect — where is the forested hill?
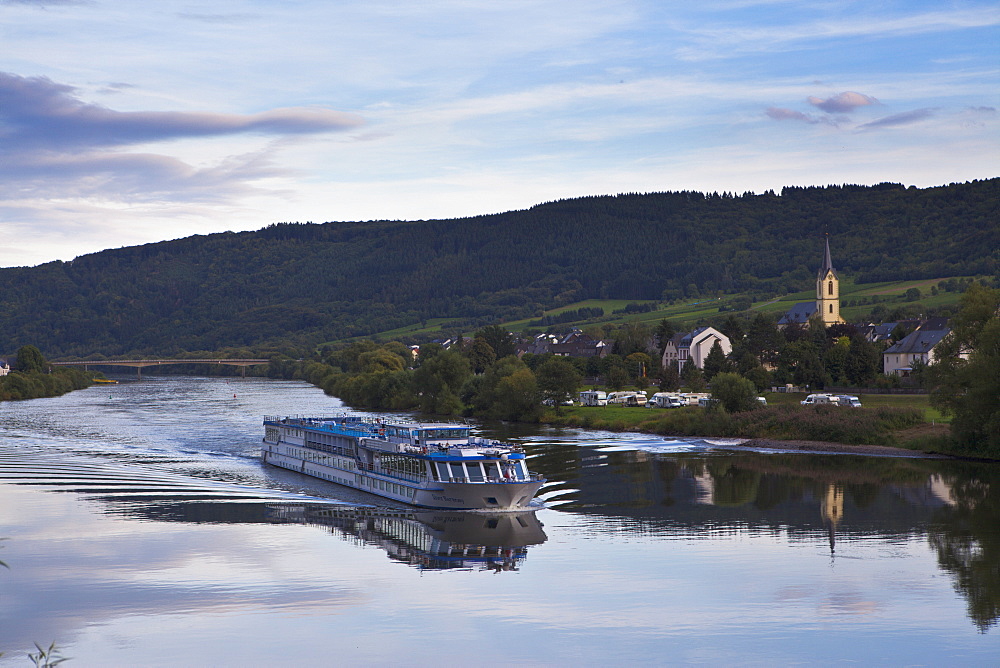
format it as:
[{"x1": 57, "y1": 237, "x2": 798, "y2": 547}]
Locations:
[{"x1": 1, "y1": 179, "x2": 997, "y2": 358}]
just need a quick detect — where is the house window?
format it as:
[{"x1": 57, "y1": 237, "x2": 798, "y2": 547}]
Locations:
[{"x1": 828, "y1": 281, "x2": 833, "y2": 295}]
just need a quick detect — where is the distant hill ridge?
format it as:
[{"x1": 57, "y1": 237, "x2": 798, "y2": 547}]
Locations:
[{"x1": 1, "y1": 179, "x2": 996, "y2": 357}]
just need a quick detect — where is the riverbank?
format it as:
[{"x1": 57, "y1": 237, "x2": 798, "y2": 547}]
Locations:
[
  {"x1": 0, "y1": 367, "x2": 94, "y2": 402},
  {"x1": 537, "y1": 403, "x2": 976, "y2": 458}
]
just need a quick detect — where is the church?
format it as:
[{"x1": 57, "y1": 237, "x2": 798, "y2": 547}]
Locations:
[{"x1": 778, "y1": 237, "x2": 845, "y2": 328}]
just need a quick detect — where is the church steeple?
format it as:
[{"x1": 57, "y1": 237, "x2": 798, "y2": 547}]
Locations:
[
  {"x1": 818, "y1": 235, "x2": 837, "y2": 280},
  {"x1": 816, "y1": 235, "x2": 844, "y2": 326}
]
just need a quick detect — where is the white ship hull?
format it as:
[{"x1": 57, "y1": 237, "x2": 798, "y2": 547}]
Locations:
[{"x1": 262, "y1": 438, "x2": 544, "y2": 510}]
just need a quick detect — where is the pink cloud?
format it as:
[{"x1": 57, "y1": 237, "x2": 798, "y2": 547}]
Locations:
[{"x1": 807, "y1": 91, "x2": 878, "y2": 113}]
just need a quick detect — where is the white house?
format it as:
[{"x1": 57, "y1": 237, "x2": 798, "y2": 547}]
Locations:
[
  {"x1": 882, "y1": 327, "x2": 951, "y2": 376},
  {"x1": 0, "y1": 360, "x2": 8, "y2": 377},
  {"x1": 662, "y1": 326, "x2": 731, "y2": 373}
]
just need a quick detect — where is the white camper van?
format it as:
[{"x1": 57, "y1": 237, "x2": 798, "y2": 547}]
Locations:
[
  {"x1": 579, "y1": 390, "x2": 608, "y2": 407},
  {"x1": 800, "y1": 393, "x2": 834, "y2": 406},
  {"x1": 648, "y1": 392, "x2": 684, "y2": 408},
  {"x1": 606, "y1": 391, "x2": 648, "y2": 407}
]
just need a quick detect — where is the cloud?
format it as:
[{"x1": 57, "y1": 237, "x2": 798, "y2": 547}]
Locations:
[
  {"x1": 0, "y1": 72, "x2": 363, "y2": 153},
  {"x1": 857, "y1": 108, "x2": 936, "y2": 131},
  {"x1": 765, "y1": 107, "x2": 838, "y2": 126},
  {"x1": 0, "y1": 71, "x2": 362, "y2": 206},
  {"x1": 807, "y1": 91, "x2": 878, "y2": 113},
  {"x1": 674, "y1": 7, "x2": 1000, "y2": 61},
  {"x1": 1, "y1": 0, "x2": 84, "y2": 5},
  {"x1": 176, "y1": 12, "x2": 259, "y2": 24},
  {"x1": 766, "y1": 107, "x2": 818, "y2": 123}
]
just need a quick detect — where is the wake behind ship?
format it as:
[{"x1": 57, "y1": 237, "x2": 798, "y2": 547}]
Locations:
[{"x1": 262, "y1": 416, "x2": 545, "y2": 510}]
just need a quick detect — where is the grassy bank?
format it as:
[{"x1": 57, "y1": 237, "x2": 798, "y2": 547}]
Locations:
[
  {"x1": 762, "y1": 391, "x2": 950, "y2": 423},
  {"x1": 538, "y1": 390, "x2": 973, "y2": 454}
]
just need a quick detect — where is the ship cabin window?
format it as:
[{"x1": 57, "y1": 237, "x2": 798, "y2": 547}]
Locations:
[
  {"x1": 466, "y1": 462, "x2": 485, "y2": 482},
  {"x1": 449, "y1": 462, "x2": 466, "y2": 480},
  {"x1": 435, "y1": 462, "x2": 449, "y2": 481},
  {"x1": 421, "y1": 428, "x2": 469, "y2": 441},
  {"x1": 513, "y1": 461, "x2": 527, "y2": 479},
  {"x1": 483, "y1": 462, "x2": 501, "y2": 480}
]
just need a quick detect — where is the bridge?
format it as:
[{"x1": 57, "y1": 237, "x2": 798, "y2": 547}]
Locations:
[{"x1": 51, "y1": 358, "x2": 270, "y2": 379}]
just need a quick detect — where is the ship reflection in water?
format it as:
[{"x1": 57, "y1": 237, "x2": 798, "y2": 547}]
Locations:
[{"x1": 268, "y1": 506, "x2": 547, "y2": 572}]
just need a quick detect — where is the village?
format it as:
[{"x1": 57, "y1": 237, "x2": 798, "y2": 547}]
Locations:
[{"x1": 423, "y1": 238, "x2": 963, "y2": 408}]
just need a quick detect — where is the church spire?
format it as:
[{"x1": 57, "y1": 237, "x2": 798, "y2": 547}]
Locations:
[
  {"x1": 816, "y1": 235, "x2": 844, "y2": 325},
  {"x1": 818, "y1": 235, "x2": 836, "y2": 279}
]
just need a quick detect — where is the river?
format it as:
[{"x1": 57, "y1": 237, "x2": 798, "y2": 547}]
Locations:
[{"x1": 0, "y1": 376, "x2": 997, "y2": 666}]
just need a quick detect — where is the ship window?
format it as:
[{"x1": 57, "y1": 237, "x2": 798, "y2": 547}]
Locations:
[
  {"x1": 485, "y1": 497, "x2": 499, "y2": 506},
  {"x1": 436, "y1": 462, "x2": 449, "y2": 481},
  {"x1": 466, "y1": 462, "x2": 484, "y2": 482},
  {"x1": 450, "y1": 462, "x2": 465, "y2": 480},
  {"x1": 423, "y1": 428, "x2": 469, "y2": 440},
  {"x1": 483, "y1": 462, "x2": 501, "y2": 480}
]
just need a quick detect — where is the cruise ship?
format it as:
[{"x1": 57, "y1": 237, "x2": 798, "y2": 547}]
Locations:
[{"x1": 262, "y1": 416, "x2": 546, "y2": 510}]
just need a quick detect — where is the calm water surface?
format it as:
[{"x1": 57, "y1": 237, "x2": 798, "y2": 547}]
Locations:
[{"x1": 0, "y1": 377, "x2": 997, "y2": 666}]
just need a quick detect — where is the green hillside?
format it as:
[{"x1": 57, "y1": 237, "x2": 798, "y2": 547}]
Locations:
[
  {"x1": 0, "y1": 179, "x2": 996, "y2": 358},
  {"x1": 357, "y1": 277, "x2": 973, "y2": 342}
]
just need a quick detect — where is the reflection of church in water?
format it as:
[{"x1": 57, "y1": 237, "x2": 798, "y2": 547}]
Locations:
[{"x1": 821, "y1": 484, "x2": 844, "y2": 554}]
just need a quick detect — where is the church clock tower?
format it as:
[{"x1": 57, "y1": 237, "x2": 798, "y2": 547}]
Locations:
[{"x1": 816, "y1": 236, "x2": 844, "y2": 326}]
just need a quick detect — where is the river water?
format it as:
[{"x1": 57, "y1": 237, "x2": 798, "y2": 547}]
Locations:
[{"x1": 0, "y1": 376, "x2": 996, "y2": 666}]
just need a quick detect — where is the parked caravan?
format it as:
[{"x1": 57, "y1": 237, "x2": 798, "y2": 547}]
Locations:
[
  {"x1": 800, "y1": 393, "x2": 834, "y2": 406},
  {"x1": 678, "y1": 393, "x2": 710, "y2": 406},
  {"x1": 836, "y1": 395, "x2": 862, "y2": 408},
  {"x1": 648, "y1": 392, "x2": 684, "y2": 408},
  {"x1": 606, "y1": 391, "x2": 648, "y2": 407},
  {"x1": 579, "y1": 390, "x2": 608, "y2": 407}
]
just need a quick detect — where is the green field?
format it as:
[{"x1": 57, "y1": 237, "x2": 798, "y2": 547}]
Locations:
[{"x1": 338, "y1": 275, "x2": 973, "y2": 345}]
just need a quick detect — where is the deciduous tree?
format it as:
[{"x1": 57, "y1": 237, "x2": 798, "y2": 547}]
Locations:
[
  {"x1": 709, "y1": 372, "x2": 760, "y2": 413},
  {"x1": 15, "y1": 345, "x2": 44, "y2": 374},
  {"x1": 928, "y1": 284, "x2": 1000, "y2": 453},
  {"x1": 536, "y1": 357, "x2": 581, "y2": 409}
]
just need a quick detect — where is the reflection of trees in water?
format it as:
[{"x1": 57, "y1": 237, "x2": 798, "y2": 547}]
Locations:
[
  {"x1": 501, "y1": 429, "x2": 1000, "y2": 632},
  {"x1": 845, "y1": 482, "x2": 880, "y2": 509},
  {"x1": 534, "y1": 442, "x2": 1000, "y2": 633},
  {"x1": 707, "y1": 461, "x2": 761, "y2": 507},
  {"x1": 927, "y1": 467, "x2": 1000, "y2": 633}
]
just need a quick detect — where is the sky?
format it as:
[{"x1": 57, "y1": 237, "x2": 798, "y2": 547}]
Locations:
[{"x1": 1, "y1": 0, "x2": 997, "y2": 268}]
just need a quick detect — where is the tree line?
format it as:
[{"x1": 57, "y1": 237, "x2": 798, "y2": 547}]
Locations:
[
  {"x1": 0, "y1": 346, "x2": 94, "y2": 401},
  {"x1": 0, "y1": 179, "x2": 996, "y2": 358}
]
